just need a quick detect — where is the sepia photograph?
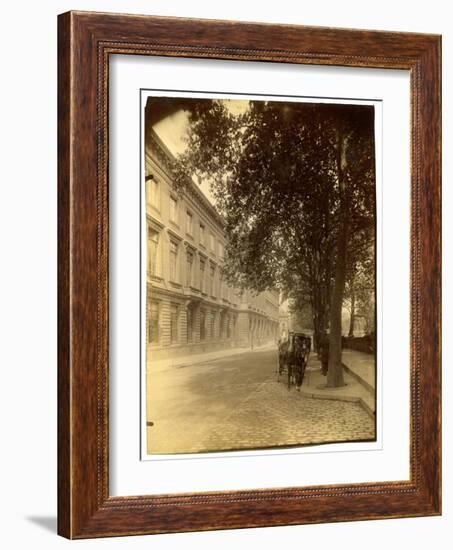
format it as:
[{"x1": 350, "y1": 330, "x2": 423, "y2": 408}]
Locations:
[{"x1": 143, "y1": 93, "x2": 377, "y2": 455}]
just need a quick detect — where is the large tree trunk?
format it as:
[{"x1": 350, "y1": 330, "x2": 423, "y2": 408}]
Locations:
[
  {"x1": 348, "y1": 289, "x2": 355, "y2": 337},
  {"x1": 327, "y1": 217, "x2": 348, "y2": 387},
  {"x1": 327, "y1": 132, "x2": 349, "y2": 388},
  {"x1": 311, "y1": 282, "x2": 329, "y2": 355},
  {"x1": 313, "y1": 309, "x2": 323, "y2": 355}
]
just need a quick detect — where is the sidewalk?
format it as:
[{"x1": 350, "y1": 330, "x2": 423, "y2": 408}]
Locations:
[
  {"x1": 148, "y1": 341, "x2": 277, "y2": 373},
  {"x1": 301, "y1": 350, "x2": 376, "y2": 418},
  {"x1": 341, "y1": 349, "x2": 375, "y2": 394}
]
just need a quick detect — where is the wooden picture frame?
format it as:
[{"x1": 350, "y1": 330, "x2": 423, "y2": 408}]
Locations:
[{"x1": 58, "y1": 11, "x2": 441, "y2": 539}]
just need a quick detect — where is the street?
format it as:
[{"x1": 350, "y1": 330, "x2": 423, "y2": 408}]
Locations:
[{"x1": 146, "y1": 347, "x2": 375, "y2": 454}]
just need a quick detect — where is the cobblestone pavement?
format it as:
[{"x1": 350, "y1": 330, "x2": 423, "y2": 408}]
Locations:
[
  {"x1": 203, "y1": 378, "x2": 375, "y2": 452},
  {"x1": 147, "y1": 348, "x2": 375, "y2": 454}
]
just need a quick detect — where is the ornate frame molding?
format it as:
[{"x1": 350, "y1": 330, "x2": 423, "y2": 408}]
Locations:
[{"x1": 58, "y1": 11, "x2": 441, "y2": 538}]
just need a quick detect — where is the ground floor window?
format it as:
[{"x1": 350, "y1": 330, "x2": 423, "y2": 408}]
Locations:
[
  {"x1": 220, "y1": 311, "x2": 226, "y2": 339},
  {"x1": 149, "y1": 301, "x2": 159, "y2": 343},
  {"x1": 200, "y1": 308, "x2": 206, "y2": 341},
  {"x1": 170, "y1": 303, "x2": 179, "y2": 344},
  {"x1": 227, "y1": 315, "x2": 231, "y2": 339},
  {"x1": 210, "y1": 311, "x2": 216, "y2": 340},
  {"x1": 187, "y1": 305, "x2": 193, "y2": 343}
]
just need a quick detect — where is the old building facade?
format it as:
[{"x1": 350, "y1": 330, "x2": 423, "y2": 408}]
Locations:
[{"x1": 145, "y1": 127, "x2": 279, "y2": 362}]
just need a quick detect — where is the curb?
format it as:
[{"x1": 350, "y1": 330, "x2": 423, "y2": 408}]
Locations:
[
  {"x1": 299, "y1": 388, "x2": 375, "y2": 420},
  {"x1": 342, "y1": 362, "x2": 374, "y2": 395}
]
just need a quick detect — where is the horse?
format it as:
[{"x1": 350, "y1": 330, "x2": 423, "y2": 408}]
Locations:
[
  {"x1": 278, "y1": 332, "x2": 311, "y2": 390},
  {"x1": 278, "y1": 337, "x2": 290, "y2": 386}
]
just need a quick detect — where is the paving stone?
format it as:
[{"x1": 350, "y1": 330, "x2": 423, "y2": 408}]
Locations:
[{"x1": 148, "y1": 370, "x2": 375, "y2": 454}]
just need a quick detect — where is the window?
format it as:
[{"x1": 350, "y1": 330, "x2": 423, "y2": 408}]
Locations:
[
  {"x1": 186, "y1": 306, "x2": 193, "y2": 343},
  {"x1": 199, "y1": 223, "x2": 205, "y2": 246},
  {"x1": 169, "y1": 196, "x2": 178, "y2": 223},
  {"x1": 200, "y1": 308, "x2": 206, "y2": 341},
  {"x1": 219, "y1": 242, "x2": 224, "y2": 259},
  {"x1": 210, "y1": 232, "x2": 215, "y2": 252},
  {"x1": 149, "y1": 301, "x2": 159, "y2": 343},
  {"x1": 210, "y1": 311, "x2": 216, "y2": 340},
  {"x1": 170, "y1": 304, "x2": 178, "y2": 344},
  {"x1": 199, "y1": 258, "x2": 205, "y2": 292},
  {"x1": 221, "y1": 275, "x2": 228, "y2": 300},
  {"x1": 209, "y1": 265, "x2": 215, "y2": 296},
  {"x1": 220, "y1": 311, "x2": 226, "y2": 339},
  {"x1": 186, "y1": 211, "x2": 193, "y2": 235},
  {"x1": 148, "y1": 228, "x2": 159, "y2": 277},
  {"x1": 169, "y1": 241, "x2": 178, "y2": 282},
  {"x1": 186, "y1": 250, "x2": 193, "y2": 287},
  {"x1": 147, "y1": 176, "x2": 159, "y2": 209},
  {"x1": 219, "y1": 272, "x2": 223, "y2": 299}
]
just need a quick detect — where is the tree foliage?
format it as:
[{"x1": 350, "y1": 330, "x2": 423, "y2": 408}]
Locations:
[{"x1": 171, "y1": 98, "x2": 376, "y2": 386}]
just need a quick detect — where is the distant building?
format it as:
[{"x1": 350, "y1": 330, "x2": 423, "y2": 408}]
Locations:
[{"x1": 145, "y1": 120, "x2": 279, "y2": 362}]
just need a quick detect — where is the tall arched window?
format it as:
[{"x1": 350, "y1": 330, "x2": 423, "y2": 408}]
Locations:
[
  {"x1": 169, "y1": 241, "x2": 178, "y2": 282},
  {"x1": 148, "y1": 228, "x2": 160, "y2": 277},
  {"x1": 146, "y1": 175, "x2": 159, "y2": 210},
  {"x1": 186, "y1": 250, "x2": 193, "y2": 287}
]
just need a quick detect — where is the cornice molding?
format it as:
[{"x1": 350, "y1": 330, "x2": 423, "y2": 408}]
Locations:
[{"x1": 148, "y1": 130, "x2": 225, "y2": 230}]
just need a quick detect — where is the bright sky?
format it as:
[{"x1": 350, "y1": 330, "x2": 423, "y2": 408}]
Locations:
[{"x1": 152, "y1": 99, "x2": 250, "y2": 205}]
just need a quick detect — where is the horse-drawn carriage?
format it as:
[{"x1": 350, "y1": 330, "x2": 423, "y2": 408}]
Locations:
[{"x1": 277, "y1": 332, "x2": 311, "y2": 390}]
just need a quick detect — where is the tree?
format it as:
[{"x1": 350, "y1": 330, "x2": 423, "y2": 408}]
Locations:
[
  {"x1": 171, "y1": 98, "x2": 375, "y2": 387},
  {"x1": 324, "y1": 110, "x2": 376, "y2": 387}
]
